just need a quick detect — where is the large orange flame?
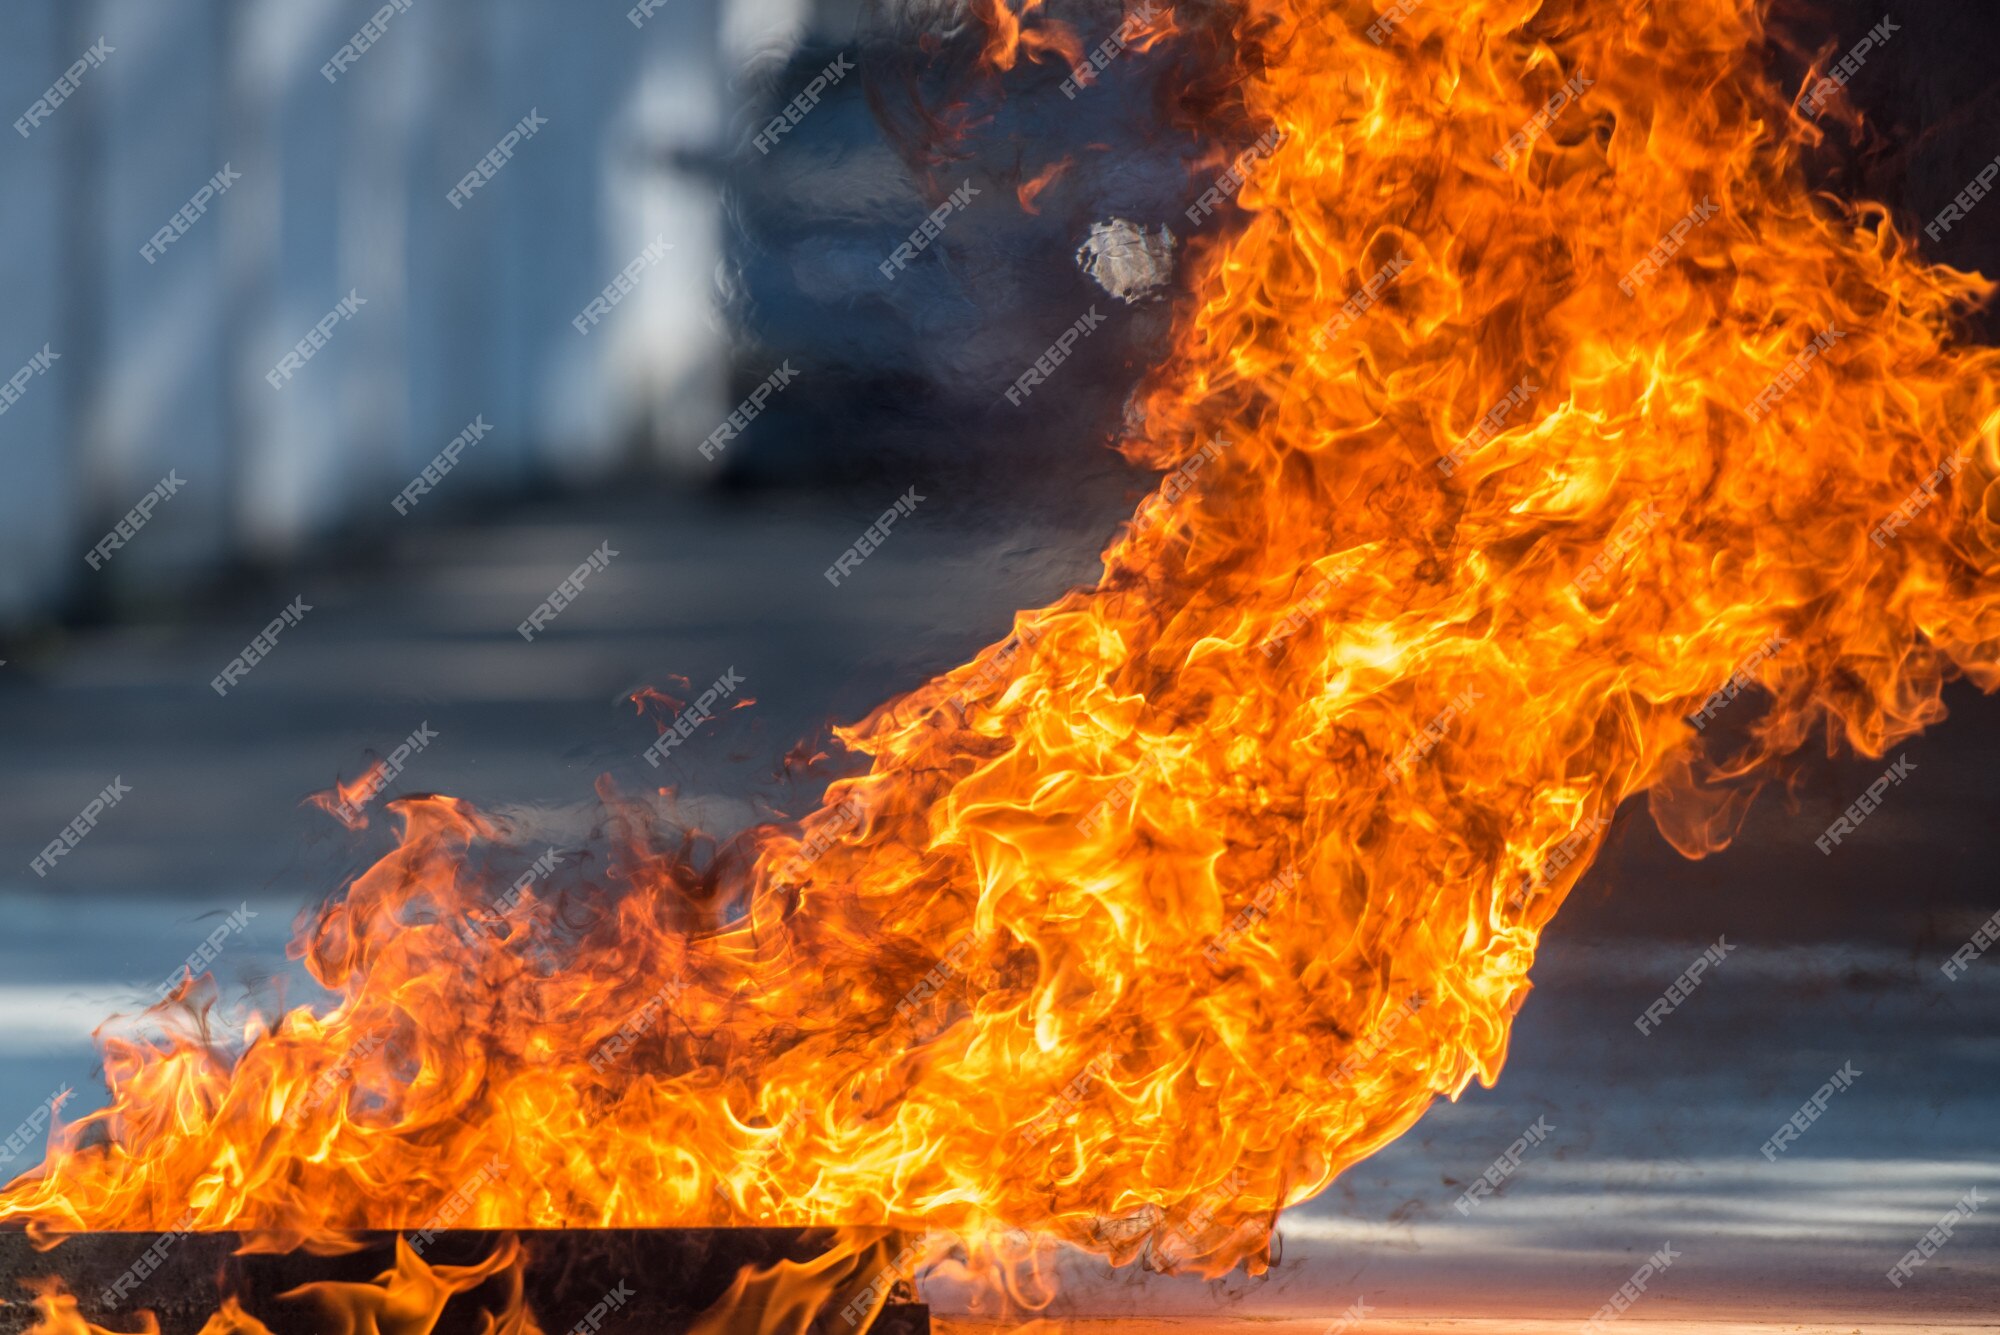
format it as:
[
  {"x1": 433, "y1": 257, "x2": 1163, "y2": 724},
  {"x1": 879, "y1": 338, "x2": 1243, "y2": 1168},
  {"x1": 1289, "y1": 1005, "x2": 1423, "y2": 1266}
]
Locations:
[{"x1": 6, "y1": 0, "x2": 1999, "y2": 1312}]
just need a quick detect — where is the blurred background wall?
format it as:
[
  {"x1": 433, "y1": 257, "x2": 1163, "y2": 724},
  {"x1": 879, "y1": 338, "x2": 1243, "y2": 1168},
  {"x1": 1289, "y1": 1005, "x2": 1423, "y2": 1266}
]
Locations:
[{"x1": 0, "y1": 0, "x2": 827, "y2": 630}]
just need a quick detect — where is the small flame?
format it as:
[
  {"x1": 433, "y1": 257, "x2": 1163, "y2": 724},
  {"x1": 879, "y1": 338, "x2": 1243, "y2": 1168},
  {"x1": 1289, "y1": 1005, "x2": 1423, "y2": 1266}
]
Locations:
[
  {"x1": 16, "y1": 1238, "x2": 538, "y2": 1335},
  {"x1": 19, "y1": 1280, "x2": 160, "y2": 1335},
  {"x1": 189, "y1": 1301, "x2": 279, "y2": 1335},
  {"x1": 281, "y1": 1235, "x2": 539, "y2": 1335},
  {"x1": 684, "y1": 1230, "x2": 907, "y2": 1335},
  {"x1": 1117, "y1": 2, "x2": 1179, "y2": 54},
  {"x1": 970, "y1": 0, "x2": 1083, "y2": 73},
  {"x1": 630, "y1": 681, "x2": 690, "y2": 728},
  {"x1": 1017, "y1": 157, "x2": 1073, "y2": 214},
  {"x1": 305, "y1": 762, "x2": 392, "y2": 832}
]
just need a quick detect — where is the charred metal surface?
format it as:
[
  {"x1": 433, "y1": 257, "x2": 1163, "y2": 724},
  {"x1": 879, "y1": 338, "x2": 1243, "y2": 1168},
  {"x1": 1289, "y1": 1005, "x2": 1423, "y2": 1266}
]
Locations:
[{"x1": 0, "y1": 1228, "x2": 929, "y2": 1334}]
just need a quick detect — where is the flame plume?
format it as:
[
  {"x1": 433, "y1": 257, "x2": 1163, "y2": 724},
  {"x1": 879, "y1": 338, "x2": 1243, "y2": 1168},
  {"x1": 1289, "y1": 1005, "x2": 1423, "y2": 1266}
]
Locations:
[{"x1": 6, "y1": 0, "x2": 2000, "y2": 1299}]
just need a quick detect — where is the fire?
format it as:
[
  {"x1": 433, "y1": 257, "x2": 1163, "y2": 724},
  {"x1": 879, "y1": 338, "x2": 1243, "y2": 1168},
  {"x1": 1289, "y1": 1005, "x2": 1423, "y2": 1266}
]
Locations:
[
  {"x1": 6, "y1": 0, "x2": 2000, "y2": 1320},
  {"x1": 14, "y1": 1240, "x2": 537, "y2": 1335},
  {"x1": 1016, "y1": 157, "x2": 1073, "y2": 214},
  {"x1": 278, "y1": 1236, "x2": 539, "y2": 1335},
  {"x1": 970, "y1": 0, "x2": 1083, "y2": 73},
  {"x1": 685, "y1": 1231, "x2": 919, "y2": 1335},
  {"x1": 15, "y1": 1280, "x2": 160, "y2": 1335},
  {"x1": 306, "y1": 762, "x2": 393, "y2": 832}
]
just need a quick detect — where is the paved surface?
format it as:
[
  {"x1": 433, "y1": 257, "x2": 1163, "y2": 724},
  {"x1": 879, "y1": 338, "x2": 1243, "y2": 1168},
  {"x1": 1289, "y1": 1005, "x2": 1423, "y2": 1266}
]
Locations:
[{"x1": 1, "y1": 466, "x2": 1994, "y2": 1327}]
